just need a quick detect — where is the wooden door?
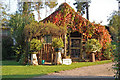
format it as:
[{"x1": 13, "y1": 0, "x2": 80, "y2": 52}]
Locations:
[{"x1": 69, "y1": 37, "x2": 82, "y2": 60}]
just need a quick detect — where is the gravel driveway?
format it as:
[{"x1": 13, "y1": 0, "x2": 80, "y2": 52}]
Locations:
[{"x1": 28, "y1": 63, "x2": 115, "y2": 80}]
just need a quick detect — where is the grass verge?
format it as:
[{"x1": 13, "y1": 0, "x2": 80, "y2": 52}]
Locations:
[{"x1": 2, "y1": 60, "x2": 112, "y2": 79}]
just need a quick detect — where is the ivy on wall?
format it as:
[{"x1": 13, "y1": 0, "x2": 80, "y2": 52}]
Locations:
[{"x1": 42, "y1": 3, "x2": 112, "y2": 53}]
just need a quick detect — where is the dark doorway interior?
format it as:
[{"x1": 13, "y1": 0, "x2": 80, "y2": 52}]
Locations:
[{"x1": 68, "y1": 31, "x2": 82, "y2": 61}]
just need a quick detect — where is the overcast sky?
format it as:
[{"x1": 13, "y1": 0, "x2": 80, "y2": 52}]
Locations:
[{"x1": 3, "y1": 0, "x2": 119, "y2": 25}]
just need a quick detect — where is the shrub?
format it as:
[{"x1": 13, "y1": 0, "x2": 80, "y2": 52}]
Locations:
[
  {"x1": 18, "y1": 52, "x2": 27, "y2": 65},
  {"x1": 13, "y1": 45, "x2": 23, "y2": 62},
  {"x1": 112, "y1": 42, "x2": 119, "y2": 79},
  {"x1": 103, "y1": 42, "x2": 116, "y2": 60}
]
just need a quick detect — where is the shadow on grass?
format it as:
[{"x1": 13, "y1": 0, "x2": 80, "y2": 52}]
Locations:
[
  {"x1": 2, "y1": 60, "x2": 55, "y2": 66},
  {"x1": 27, "y1": 75, "x2": 115, "y2": 80},
  {"x1": 2, "y1": 75, "x2": 115, "y2": 80},
  {"x1": 2, "y1": 60, "x2": 21, "y2": 66},
  {"x1": 2, "y1": 76, "x2": 115, "y2": 80},
  {"x1": 2, "y1": 74, "x2": 46, "y2": 80}
]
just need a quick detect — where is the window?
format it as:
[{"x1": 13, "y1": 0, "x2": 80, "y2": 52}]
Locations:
[{"x1": 44, "y1": 35, "x2": 52, "y2": 43}]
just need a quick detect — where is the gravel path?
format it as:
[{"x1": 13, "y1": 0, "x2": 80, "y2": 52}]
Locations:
[{"x1": 28, "y1": 62, "x2": 115, "y2": 80}]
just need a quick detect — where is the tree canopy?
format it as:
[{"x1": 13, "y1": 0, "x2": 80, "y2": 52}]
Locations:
[
  {"x1": 24, "y1": 21, "x2": 67, "y2": 40},
  {"x1": 108, "y1": 11, "x2": 120, "y2": 80},
  {"x1": 108, "y1": 12, "x2": 120, "y2": 42}
]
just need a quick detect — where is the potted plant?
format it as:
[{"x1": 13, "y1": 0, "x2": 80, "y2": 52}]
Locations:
[
  {"x1": 30, "y1": 39, "x2": 43, "y2": 65},
  {"x1": 52, "y1": 38, "x2": 64, "y2": 52},
  {"x1": 85, "y1": 39, "x2": 102, "y2": 62},
  {"x1": 51, "y1": 38, "x2": 64, "y2": 65}
]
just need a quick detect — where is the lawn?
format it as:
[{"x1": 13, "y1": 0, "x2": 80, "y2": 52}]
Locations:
[{"x1": 2, "y1": 60, "x2": 112, "y2": 79}]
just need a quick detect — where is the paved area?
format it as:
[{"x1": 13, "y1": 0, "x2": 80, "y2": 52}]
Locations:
[{"x1": 28, "y1": 63, "x2": 115, "y2": 80}]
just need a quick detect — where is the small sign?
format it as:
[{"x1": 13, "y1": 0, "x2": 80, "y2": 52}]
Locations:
[{"x1": 63, "y1": 59, "x2": 72, "y2": 65}]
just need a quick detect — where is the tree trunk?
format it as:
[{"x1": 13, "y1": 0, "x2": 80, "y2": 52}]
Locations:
[
  {"x1": 86, "y1": 2, "x2": 89, "y2": 20},
  {"x1": 37, "y1": 10, "x2": 41, "y2": 21},
  {"x1": 37, "y1": 51, "x2": 41, "y2": 65}
]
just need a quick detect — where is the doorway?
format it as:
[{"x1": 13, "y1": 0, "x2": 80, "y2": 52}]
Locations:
[{"x1": 68, "y1": 32, "x2": 83, "y2": 61}]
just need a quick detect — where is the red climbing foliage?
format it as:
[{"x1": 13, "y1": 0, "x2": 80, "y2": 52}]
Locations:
[{"x1": 42, "y1": 3, "x2": 111, "y2": 54}]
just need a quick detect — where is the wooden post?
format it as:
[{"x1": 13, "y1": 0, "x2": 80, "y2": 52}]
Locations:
[
  {"x1": 92, "y1": 53, "x2": 95, "y2": 62},
  {"x1": 69, "y1": 33, "x2": 71, "y2": 57},
  {"x1": 51, "y1": 47, "x2": 54, "y2": 64},
  {"x1": 64, "y1": 34, "x2": 67, "y2": 58},
  {"x1": 55, "y1": 52, "x2": 58, "y2": 65},
  {"x1": 51, "y1": 52, "x2": 53, "y2": 64},
  {"x1": 80, "y1": 34, "x2": 83, "y2": 60},
  {"x1": 40, "y1": 48, "x2": 42, "y2": 64}
]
